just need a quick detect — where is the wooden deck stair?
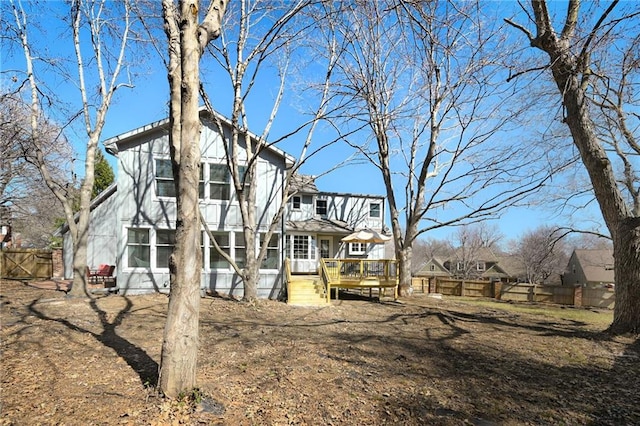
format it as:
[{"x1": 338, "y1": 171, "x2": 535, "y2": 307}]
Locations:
[{"x1": 287, "y1": 276, "x2": 328, "y2": 306}]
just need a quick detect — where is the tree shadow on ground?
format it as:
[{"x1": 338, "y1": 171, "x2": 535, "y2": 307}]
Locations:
[{"x1": 28, "y1": 296, "x2": 159, "y2": 386}]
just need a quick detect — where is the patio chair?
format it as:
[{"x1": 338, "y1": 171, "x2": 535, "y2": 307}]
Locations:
[{"x1": 87, "y1": 264, "x2": 115, "y2": 285}]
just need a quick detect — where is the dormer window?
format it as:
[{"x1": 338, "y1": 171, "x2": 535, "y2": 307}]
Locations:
[{"x1": 477, "y1": 261, "x2": 486, "y2": 271}]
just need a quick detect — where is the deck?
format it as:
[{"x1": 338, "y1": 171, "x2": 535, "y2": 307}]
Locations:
[{"x1": 285, "y1": 258, "x2": 399, "y2": 305}]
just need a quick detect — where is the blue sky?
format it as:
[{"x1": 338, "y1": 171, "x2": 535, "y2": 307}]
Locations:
[{"x1": 1, "y1": 1, "x2": 608, "y2": 246}]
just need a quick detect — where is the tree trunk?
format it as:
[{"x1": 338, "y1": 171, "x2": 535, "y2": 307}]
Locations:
[
  {"x1": 610, "y1": 218, "x2": 640, "y2": 334},
  {"x1": 158, "y1": 0, "x2": 202, "y2": 397},
  {"x1": 69, "y1": 208, "x2": 90, "y2": 298},
  {"x1": 397, "y1": 247, "x2": 413, "y2": 296},
  {"x1": 528, "y1": 1, "x2": 640, "y2": 334},
  {"x1": 69, "y1": 141, "x2": 98, "y2": 298},
  {"x1": 243, "y1": 229, "x2": 259, "y2": 301}
]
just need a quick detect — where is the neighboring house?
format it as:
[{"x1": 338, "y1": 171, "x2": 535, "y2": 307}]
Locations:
[
  {"x1": 414, "y1": 257, "x2": 451, "y2": 278},
  {"x1": 415, "y1": 247, "x2": 522, "y2": 283},
  {"x1": 61, "y1": 109, "x2": 388, "y2": 297},
  {"x1": 562, "y1": 249, "x2": 614, "y2": 288}
]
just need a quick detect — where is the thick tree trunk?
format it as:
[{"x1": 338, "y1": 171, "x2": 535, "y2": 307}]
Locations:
[
  {"x1": 397, "y1": 247, "x2": 413, "y2": 296},
  {"x1": 158, "y1": 0, "x2": 202, "y2": 397},
  {"x1": 529, "y1": 0, "x2": 640, "y2": 334},
  {"x1": 610, "y1": 218, "x2": 640, "y2": 334},
  {"x1": 69, "y1": 146, "x2": 97, "y2": 298},
  {"x1": 243, "y1": 229, "x2": 259, "y2": 301},
  {"x1": 69, "y1": 209, "x2": 89, "y2": 298}
]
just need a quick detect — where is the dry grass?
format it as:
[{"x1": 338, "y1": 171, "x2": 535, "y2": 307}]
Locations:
[{"x1": 1, "y1": 280, "x2": 639, "y2": 425}]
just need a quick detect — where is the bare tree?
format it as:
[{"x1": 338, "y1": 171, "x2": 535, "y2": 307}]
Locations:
[
  {"x1": 411, "y1": 237, "x2": 453, "y2": 274},
  {"x1": 321, "y1": 1, "x2": 553, "y2": 295},
  {"x1": 507, "y1": 0, "x2": 640, "y2": 333},
  {"x1": 201, "y1": 0, "x2": 342, "y2": 301},
  {"x1": 159, "y1": 0, "x2": 227, "y2": 398},
  {"x1": 0, "y1": 94, "x2": 68, "y2": 248},
  {"x1": 510, "y1": 225, "x2": 569, "y2": 285},
  {"x1": 7, "y1": 0, "x2": 137, "y2": 297},
  {"x1": 449, "y1": 223, "x2": 503, "y2": 279}
]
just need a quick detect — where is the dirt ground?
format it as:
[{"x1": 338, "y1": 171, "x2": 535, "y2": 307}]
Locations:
[{"x1": 1, "y1": 279, "x2": 639, "y2": 426}]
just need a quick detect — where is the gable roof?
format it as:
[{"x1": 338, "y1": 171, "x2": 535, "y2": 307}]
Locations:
[
  {"x1": 55, "y1": 183, "x2": 118, "y2": 235},
  {"x1": 446, "y1": 246, "x2": 501, "y2": 264},
  {"x1": 415, "y1": 256, "x2": 451, "y2": 276},
  {"x1": 572, "y1": 249, "x2": 614, "y2": 283},
  {"x1": 102, "y1": 107, "x2": 296, "y2": 165},
  {"x1": 289, "y1": 174, "x2": 319, "y2": 194}
]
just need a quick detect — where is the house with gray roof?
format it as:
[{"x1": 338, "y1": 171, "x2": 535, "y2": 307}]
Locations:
[
  {"x1": 562, "y1": 249, "x2": 615, "y2": 288},
  {"x1": 60, "y1": 109, "x2": 388, "y2": 297}
]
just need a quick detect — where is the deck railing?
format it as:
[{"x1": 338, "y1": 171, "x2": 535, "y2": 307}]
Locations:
[{"x1": 320, "y1": 258, "x2": 399, "y2": 302}]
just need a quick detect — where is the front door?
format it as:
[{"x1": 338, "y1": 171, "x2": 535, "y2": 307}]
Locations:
[{"x1": 319, "y1": 237, "x2": 332, "y2": 259}]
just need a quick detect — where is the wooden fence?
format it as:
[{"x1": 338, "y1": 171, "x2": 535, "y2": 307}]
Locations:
[
  {"x1": 1, "y1": 249, "x2": 53, "y2": 280},
  {"x1": 412, "y1": 276, "x2": 615, "y2": 309}
]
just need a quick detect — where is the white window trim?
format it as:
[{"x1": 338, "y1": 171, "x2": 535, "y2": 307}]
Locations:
[
  {"x1": 124, "y1": 226, "x2": 152, "y2": 270},
  {"x1": 259, "y1": 232, "x2": 280, "y2": 271},
  {"x1": 292, "y1": 195, "x2": 301, "y2": 210},
  {"x1": 369, "y1": 202, "x2": 381, "y2": 218},
  {"x1": 349, "y1": 242, "x2": 367, "y2": 256}
]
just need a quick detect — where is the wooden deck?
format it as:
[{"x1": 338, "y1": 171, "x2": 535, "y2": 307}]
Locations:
[{"x1": 285, "y1": 258, "x2": 399, "y2": 304}]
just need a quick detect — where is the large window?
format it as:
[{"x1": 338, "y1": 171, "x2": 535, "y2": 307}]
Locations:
[
  {"x1": 369, "y1": 202, "x2": 381, "y2": 218},
  {"x1": 209, "y1": 232, "x2": 230, "y2": 269},
  {"x1": 210, "y1": 164, "x2": 230, "y2": 200},
  {"x1": 260, "y1": 233, "x2": 279, "y2": 269},
  {"x1": 156, "y1": 229, "x2": 176, "y2": 268},
  {"x1": 156, "y1": 159, "x2": 204, "y2": 199},
  {"x1": 293, "y1": 235, "x2": 310, "y2": 259},
  {"x1": 127, "y1": 228, "x2": 150, "y2": 267}
]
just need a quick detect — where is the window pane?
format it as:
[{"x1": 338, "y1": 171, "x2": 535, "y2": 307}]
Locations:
[
  {"x1": 128, "y1": 246, "x2": 150, "y2": 267},
  {"x1": 293, "y1": 196, "x2": 301, "y2": 209},
  {"x1": 370, "y1": 203, "x2": 381, "y2": 218},
  {"x1": 128, "y1": 228, "x2": 149, "y2": 244},
  {"x1": 156, "y1": 246, "x2": 172, "y2": 268},
  {"x1": 157, "y1": 181, "x2": 176, "y2": 197},
  {"x1": 210, "y1": 164, "x2": 229, "y2": 182},
  {"x1": 316, "y1": 199, "x2": 327, "y2": 216},
  {"x1": 157, "y1": 229, "x2": 176, "y2": 245},
  {"x1": 210, "y1": 233, "x2": 230, "y2": 269},
  {"x1": 210, "y1": 183, "x2": 230, "y2": 200},
  {"x1": 127, "y1": 228, "x2": 150, "y2": 267},
  {"x1": 199, "y1": 165, "x2": 205, "y2": 199},
  {"x1": 156, "y1": 159, "x2": 173, "y2": 178},
  {"x1": 235, "y1": 232, "x2": 246, "y2": 268},
  {"x1": 293, "y1": 235, "x2": 309, "y2": 260},
  {"x1": 156, "y1": 229, "x2": 176, "y2": 268},
  {"x1": 261, "y1": 234, "x2": 279, "y2": 269}
]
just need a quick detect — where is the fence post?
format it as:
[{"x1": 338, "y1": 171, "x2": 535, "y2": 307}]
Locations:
[
  {"x1": 52, "y1": 249, "x2": 63, "y2": 278},
  {"x1": 573, "y1": 285, "x2": 583, "y2": 307},
  {"x1": 460, "y1": 280, "x2": 465, "y2": 296}
]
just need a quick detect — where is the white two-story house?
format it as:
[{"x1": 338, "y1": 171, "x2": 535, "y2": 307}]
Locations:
[
  {"x1": 285, "y1": 174, "x2": 386, "y2": 274},
  {"x1": 61, "y1": 109, "x2": 389, "y2": 298}
]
